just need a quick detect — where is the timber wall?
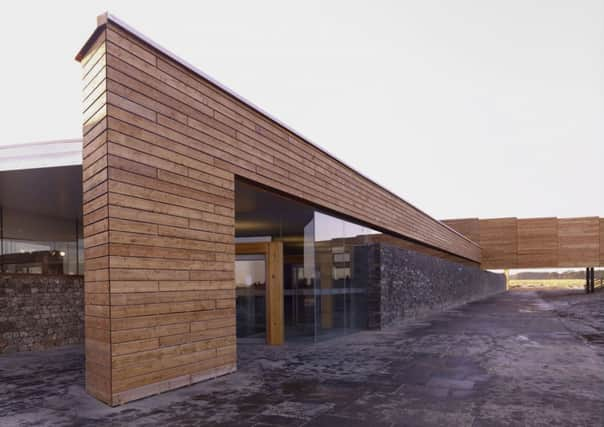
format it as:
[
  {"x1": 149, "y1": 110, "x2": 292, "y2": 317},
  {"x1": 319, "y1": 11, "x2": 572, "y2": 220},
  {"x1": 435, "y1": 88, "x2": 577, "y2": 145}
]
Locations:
[
  {"x1": 600, "y1": 218, "x2": 604, "y2": 266},
  {"x1": 443, "y1": 217, "x2": 603, "y2": 269},
  {"x1": 77, "y1": 14, "x2": 481, "y2": 405}
]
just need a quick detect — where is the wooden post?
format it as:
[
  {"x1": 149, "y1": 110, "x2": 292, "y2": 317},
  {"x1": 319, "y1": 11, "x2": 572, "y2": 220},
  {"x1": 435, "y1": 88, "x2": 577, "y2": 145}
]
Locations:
[
  {"x1": 504, "y1": 269, "x2": 510, "y2": 291},
  {"x1": 590, "y1": 267, "x2": 595, "y2": 293},
  {"x1": 77, "y1": 20, "x2": 236, "y2": 406},
  {"x1": 236, "y1": 242, "x2": 284, "y2": 346},
  {"x1": 267, "y1": 242, "x2": 284, "y2": 345}
]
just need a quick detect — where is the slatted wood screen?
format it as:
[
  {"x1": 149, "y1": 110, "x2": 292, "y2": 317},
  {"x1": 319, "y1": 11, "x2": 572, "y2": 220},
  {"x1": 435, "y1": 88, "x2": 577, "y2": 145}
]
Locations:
[{"x1": 77, "y1": 14, "x2": 481, "y2": 405}]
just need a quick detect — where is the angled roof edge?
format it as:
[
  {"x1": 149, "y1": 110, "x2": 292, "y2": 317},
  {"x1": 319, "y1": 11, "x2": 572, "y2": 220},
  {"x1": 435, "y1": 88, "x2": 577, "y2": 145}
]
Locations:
[
  {"x1": 0, "y1": 139, "x2": 83, "y2": 172},
  {"x1": 75, "y1": 11, "x2": 480, "y2": 250}
]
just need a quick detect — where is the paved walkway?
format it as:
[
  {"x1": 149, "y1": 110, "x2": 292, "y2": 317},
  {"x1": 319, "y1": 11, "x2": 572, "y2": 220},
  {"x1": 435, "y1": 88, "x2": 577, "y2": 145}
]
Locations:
[{"x1": 1, "y1": 289, "x2": 603, "y2": 426}]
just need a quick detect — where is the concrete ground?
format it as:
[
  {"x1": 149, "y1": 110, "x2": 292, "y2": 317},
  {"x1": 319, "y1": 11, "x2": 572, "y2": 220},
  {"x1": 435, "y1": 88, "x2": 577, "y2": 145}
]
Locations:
[{"x1": 1, "y1": 289, "x2": 603, "y2": 427}]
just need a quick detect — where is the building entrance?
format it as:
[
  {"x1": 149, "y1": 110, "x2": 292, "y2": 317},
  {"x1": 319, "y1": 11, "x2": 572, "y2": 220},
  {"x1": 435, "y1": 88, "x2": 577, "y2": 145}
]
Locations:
[
  {"x1": 235, "y1": 254, "x2": 267, "y2": 340},
  {"x1": 235, "y1": 179, "x2": 375, "y2": 344},
  {"x1": 235, "y1": 242, "x2": 284, "y2": 345}
]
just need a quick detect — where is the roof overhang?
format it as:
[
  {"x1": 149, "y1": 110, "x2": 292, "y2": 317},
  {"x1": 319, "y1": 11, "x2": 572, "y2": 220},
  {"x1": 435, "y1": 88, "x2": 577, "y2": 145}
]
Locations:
[{"x1": 0, "y1": 139, "x2": 82, "y2": 172}]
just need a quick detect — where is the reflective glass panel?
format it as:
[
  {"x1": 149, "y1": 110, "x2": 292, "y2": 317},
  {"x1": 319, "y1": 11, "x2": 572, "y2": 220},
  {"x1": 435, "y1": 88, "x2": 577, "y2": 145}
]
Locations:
[
  {"x1": 235, "y1": 179, "x2": 378, "y2": 343},
  {"x1": 1, "y1": 208, "x2": 80, "y2": 275},
  {"x1": 313, "y1": 212, "x2": 371, "y2": 340},
  {"x1": 235, "y1": 254, "x2": 267, "y2": 339}
]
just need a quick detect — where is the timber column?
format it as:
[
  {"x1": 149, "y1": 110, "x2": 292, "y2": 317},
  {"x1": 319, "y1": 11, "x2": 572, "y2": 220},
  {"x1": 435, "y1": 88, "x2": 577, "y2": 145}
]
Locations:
[
  {"x1": 76, "y1": 14, "x2": 236, "y2": 405},
  {"x1": 79, "y1": 23, "x2": 111, "y2": 404}
]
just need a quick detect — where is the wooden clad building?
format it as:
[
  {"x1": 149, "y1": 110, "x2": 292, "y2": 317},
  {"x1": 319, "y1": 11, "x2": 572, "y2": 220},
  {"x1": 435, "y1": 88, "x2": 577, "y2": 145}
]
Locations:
[
  {"x1": 76, "y1": 13, "x2": 482, "y2": 405},
  {"x1": 75, "y1": 12, "x2": 602, "y2": 407}
]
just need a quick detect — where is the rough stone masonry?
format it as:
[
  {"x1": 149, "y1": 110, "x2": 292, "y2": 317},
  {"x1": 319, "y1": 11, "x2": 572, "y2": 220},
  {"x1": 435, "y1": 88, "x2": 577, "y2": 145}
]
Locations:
[
  {"x1": 367, "y1": 243, "x2": 506, "y2": 329},
  {"x1": 0, "y1": 274, "x2": 84, "y2": 353}
]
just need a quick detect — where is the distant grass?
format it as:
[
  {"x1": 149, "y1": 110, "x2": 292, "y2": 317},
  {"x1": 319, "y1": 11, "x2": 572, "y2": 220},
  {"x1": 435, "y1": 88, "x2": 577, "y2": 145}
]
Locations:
[{"x1": 509, "y1": 279, "x2": 585, "y2": 289}]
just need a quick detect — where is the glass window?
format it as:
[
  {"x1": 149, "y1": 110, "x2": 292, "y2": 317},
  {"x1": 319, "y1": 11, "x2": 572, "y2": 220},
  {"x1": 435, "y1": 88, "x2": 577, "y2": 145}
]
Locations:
[
  {"x1": 0, "y1": 207, "x2": 81, "y2": 275},
  {"x1": 235, "y1": 179, "x2": 385, "y2": 343},
  {"x1": 235, "y1": 180, "x2": 317, "y2": 342},
  {"x1": 235, "y1": 254, "x2": 267, "y2": 339},
  {"x1": 313, "y1": 212, "x2": 372, "y2": 340}
]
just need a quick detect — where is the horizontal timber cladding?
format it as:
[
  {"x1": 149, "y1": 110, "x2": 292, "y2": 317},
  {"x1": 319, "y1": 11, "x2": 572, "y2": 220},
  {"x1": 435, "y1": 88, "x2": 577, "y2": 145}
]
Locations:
[
  {"x1": 558, "y1": 217, "x2": 599, "y2": 268},
  {"x1": 80, "y1": 28, "x2": 111, "y2": 405},
  {"x1": 516, "y1": 218, "x2": 558, "y2": 269},
  {"x1": 601, "y1": 219, "x2": 604, "y2": 266},
  {"x1": 76, "y1": 14, "x2": 479, "y2": 405},
  {"x1": 441, "y1": 219, "x2": 480, "y2": 246},
  {"x1": 80, "y1": 15, "x2": 480, "y2": 264},
  {"x1": 479, "y1": 218, "x2": 518, "y2": 269},
  {"x1": 444, "y1": 217, "x2": 603, "y2": 269}
]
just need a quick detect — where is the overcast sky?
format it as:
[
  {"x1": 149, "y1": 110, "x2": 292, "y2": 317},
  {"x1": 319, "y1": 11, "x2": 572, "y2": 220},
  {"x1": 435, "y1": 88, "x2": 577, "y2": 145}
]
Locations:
[{"x1": 1, "y1": 1, "x2": 602, "y2": 220}]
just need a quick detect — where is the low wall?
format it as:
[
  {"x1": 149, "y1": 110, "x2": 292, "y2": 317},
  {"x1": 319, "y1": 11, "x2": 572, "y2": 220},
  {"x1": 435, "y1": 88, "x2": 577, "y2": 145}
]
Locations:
[
  {"x1": 368, "y1": 243, "x2": 506, "y2": 329},
  {"x1": 0, "y1": 274, "x2": 84, "y2": 353}
]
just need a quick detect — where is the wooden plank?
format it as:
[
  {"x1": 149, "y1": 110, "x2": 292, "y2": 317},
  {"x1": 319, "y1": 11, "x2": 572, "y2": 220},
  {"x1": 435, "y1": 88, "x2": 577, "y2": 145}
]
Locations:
[
  {"x1": 108, "y1": 205, "x2": 188, "y2": 228},
  {"x1": 109, "y1": 230, "x2": 233, "y2": 253},
  {"x1": 110, "y1": 308, "x2": 235, "y2": 332},
  {"x1": 235, "y1": 242, "x2": 268, "y2": 255}
]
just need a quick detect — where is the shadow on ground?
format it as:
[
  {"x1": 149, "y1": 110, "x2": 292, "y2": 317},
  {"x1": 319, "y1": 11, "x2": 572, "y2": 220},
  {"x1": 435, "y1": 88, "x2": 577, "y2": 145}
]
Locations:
[{"x1": 1, "y1": 289, "x2": 603, "y2": 426}]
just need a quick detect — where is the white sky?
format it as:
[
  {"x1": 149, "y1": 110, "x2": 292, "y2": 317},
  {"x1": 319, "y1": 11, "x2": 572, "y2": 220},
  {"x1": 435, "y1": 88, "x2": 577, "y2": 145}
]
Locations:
[{"x1": 1, "y1": 1, "x2": 602, "y2": 220}]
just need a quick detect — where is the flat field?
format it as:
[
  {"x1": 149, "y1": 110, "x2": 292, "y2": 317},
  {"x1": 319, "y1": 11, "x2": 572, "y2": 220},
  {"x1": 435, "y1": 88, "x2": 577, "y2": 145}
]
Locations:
[{"x1": 509, "y1": 279, "x2": 585, "y2": 289}]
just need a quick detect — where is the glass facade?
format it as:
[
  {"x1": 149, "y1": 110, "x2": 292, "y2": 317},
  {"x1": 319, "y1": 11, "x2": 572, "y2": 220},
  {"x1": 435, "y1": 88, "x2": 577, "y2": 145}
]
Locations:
[
  {"x1": 235, "y1": 180, "x2": 380, "y2": 342},
  {"x1": 0, "y1": 207, "x2": 83, "y2": 275},
  {"x1": 235, "y1": 255, "x2": 267, "y2": 339},
  {"x1": 313, "y1": 212, "x2": 376, "y2": 340}
]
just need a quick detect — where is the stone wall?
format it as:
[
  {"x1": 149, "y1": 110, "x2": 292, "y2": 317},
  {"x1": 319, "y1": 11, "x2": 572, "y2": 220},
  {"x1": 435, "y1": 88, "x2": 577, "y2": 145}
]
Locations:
[
  {"x1": 0, "y1": 274, "x2": 84, "y2": 353},
  {"x1": 368, "y1": 243, "x2": 506, "y2": 329}
]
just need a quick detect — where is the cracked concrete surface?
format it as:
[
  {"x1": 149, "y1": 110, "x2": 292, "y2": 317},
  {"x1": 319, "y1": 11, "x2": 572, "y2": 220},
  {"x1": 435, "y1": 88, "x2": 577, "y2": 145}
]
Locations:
[{"x1": 1, "y1": 288, "x2": 603, "y2": 426}]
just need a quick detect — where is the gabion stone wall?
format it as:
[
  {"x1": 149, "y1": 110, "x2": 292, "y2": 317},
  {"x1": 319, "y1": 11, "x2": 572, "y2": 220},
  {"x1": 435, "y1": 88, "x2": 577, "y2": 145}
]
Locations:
[
  {"x1": 0, "y1": 274, "x2": 84, "y2": 353},
  {"x1": 367, "y1": 243, "x2": 506, "y2": 329}
]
